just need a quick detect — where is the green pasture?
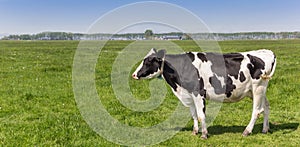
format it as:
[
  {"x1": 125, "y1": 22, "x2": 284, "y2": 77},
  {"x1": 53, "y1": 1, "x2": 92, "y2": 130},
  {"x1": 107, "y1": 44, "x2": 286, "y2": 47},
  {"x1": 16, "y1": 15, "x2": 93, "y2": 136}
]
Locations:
[{"x1": 0, "y1": 40, "x2": 299, "y2": 146}]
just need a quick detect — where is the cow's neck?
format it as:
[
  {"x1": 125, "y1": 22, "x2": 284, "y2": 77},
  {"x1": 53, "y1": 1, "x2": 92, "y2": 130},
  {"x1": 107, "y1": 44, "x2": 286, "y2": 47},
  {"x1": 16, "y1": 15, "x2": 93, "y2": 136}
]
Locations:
[{"x1": 161, "y1": 57, "x2": 181, "y2": 91}]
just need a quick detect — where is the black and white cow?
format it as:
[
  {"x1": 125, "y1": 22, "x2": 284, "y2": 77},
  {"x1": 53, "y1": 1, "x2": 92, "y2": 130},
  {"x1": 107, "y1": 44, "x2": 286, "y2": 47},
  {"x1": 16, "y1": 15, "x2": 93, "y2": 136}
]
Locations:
[{"x1": 132, "y1": 48, "x2": 276, "y2": 139}]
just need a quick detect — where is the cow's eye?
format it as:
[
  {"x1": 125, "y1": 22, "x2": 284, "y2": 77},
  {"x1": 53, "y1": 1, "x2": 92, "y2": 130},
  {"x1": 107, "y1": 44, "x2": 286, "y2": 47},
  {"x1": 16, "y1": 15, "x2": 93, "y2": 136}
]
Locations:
[
  {"x1": 144, "y1": 58, "x2": 153, "y2": 65},
  {"x1": 147, "y1": 57, "x2": 154, "y2": 62},
  {"x1": 145, "y1": 61, "x2": 151, "y2": 66}
]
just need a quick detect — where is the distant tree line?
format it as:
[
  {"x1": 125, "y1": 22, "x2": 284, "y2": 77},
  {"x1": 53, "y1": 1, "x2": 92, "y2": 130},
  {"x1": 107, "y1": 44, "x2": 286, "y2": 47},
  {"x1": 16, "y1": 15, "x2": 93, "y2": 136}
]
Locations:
[
  {"x1": 0, "y1": 31, "x2": 185, "y2": 40},
  {"x1": 2, "y1": 31, "x2": 300, "y2": 40},
  {"x1": 1, "y1": 32, "x2": 77, "y2": 40}
]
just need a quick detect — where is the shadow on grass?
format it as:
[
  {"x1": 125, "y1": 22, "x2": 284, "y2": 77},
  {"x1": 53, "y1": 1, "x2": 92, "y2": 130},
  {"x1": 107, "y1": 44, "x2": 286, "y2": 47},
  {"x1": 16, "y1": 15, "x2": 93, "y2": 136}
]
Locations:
[{"x1": 181, "y1": 122, "x2": 299, "y2": 135}]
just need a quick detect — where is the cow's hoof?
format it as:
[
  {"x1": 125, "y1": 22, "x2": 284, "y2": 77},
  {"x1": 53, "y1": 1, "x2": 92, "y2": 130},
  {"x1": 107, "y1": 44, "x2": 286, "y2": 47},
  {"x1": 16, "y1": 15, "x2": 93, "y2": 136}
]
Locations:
[
  {"x1": 262, "y1": 129, "x2": 268, "y2": 134},
  {"x1": 201, "y1": 134, "x2": 208, "y2": 140},
  {"x1": 192, "y1": 127, "x2": 199, "y2": 135},
  {"x1": 192, "y1": 130, "x2": 198, "y2": 135},
  {"x1": 262, "y1": 128, "x2": 272, "y2": 134},
  {"x1": 242, "y1": 130, "x2": 251, "y2": 136}
]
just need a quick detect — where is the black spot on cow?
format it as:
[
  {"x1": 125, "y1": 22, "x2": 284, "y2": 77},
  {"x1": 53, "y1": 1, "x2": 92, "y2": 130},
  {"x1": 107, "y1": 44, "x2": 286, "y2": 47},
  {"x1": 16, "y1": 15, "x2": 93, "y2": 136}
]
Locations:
[
  {"x1": 197, "y1": 53, "x2": 207, "y2": 62},
  {"x1": 199, "y1": 77, "x2": 206, "y2": 97},
  {"x1": 196, "y1": 77, "x2": 206, "y2": 114},
  {"x1": 162, "y1": 61, "x2": 180, "y2": 91},
  {"x1": 202, "y1": 98, "x2": 206, "y2": 114},
  {"x1": 225, "y1": 76, "x2": 236, "y2": 97},
  {"x1": 209, "y1": 74, "x2": 236, "y2": 97},
  {"x1": 247, "y1": 54, "x2": 265, "y2": 79},
  {"x1": 224, "y1": 53, "x2": 244, "y2": 79},
  {"x1": 239, "y1": 71, "x2": 246, "y2": 82},
  {"x1": 186, "y1": 52, "x2": 195, "y2": 62},
  {"x1": 209, "y1": 74, "x2": 224, "y2": 94},
  {"x1": 205, "y1": 52, "x2": 244, "y2": 79}
]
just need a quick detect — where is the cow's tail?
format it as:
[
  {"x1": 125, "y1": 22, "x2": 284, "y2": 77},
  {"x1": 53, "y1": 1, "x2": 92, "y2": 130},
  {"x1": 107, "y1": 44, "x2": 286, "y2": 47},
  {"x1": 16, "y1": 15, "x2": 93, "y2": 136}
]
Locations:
[
  {"x1": 268, "y1": 56, "x2": 277, "y2": 77},
  {"x1": 261, "y1": 52, "x2": 276, "y2": 80}
]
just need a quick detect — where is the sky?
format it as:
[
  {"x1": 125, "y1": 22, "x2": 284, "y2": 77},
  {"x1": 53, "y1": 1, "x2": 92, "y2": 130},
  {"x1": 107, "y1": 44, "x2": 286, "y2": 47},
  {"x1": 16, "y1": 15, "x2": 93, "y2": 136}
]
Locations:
[{"x1": 1, "y1": 0, "x2": 300, "y2": 35}]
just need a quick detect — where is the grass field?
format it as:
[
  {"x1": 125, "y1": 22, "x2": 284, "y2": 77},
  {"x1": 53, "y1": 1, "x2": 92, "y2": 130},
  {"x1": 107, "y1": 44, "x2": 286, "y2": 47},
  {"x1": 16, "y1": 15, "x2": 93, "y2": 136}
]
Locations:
[{"x1": 0, "y1": 40, "x2": 299, "y2": 146}]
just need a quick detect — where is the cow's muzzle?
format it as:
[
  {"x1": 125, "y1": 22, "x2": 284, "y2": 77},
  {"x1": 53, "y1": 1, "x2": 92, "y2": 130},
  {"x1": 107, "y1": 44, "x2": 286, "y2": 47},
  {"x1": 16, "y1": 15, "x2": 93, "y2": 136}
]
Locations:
[{"x1": 132, "y1": 73, "x2": 139, "y2": 80}]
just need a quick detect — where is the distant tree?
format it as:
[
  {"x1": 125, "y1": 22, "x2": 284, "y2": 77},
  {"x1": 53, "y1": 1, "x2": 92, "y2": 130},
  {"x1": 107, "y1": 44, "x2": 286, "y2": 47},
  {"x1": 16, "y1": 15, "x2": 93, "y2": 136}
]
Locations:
[
  {"x1": 7, "y1": 35, "x2": 20, "y2": 40},
  {"x1": 183, "y1": 33, "x2": 192, "y2": 40},
  {"x1": 20, "y1": 34, "x2": 31, "y2": 40},
  {"x1": 144, "y1": 29, "x2": 153, "y2": 40}
]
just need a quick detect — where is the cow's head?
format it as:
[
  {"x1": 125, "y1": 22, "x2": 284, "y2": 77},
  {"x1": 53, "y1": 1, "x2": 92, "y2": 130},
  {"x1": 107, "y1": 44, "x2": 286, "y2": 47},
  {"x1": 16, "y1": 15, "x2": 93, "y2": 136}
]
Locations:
[{"x1": 132, "y1": 48, "x2": 166, "y2": 80}]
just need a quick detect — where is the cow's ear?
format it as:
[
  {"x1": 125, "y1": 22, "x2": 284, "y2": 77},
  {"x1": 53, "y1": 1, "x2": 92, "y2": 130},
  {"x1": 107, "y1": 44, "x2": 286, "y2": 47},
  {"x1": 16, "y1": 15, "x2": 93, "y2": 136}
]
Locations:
[
  {"x1": 145, "y1": 48, "x2": 157, "y2": 59},
  {"x1": 152, "y1": 48, "x2": 157, "y2": 53},
  {"x1": 157, "y1": 49, "x2": 166, "y2": 60}
]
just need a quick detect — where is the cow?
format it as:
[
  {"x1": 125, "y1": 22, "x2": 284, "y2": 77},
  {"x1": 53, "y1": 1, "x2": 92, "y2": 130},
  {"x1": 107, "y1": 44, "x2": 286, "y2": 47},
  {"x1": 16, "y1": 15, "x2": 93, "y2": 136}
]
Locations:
[{"x1": 132, "y1": 48, "x2": 276, "y2": 139}]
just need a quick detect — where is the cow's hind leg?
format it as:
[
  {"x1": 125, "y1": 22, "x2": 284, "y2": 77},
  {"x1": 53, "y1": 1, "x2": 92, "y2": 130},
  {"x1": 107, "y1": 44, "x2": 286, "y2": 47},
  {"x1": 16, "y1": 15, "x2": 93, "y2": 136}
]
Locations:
[
  {"x1": 192, "y1": 95, "x2": 207, "y2": 139},
  {"x1": 262, "y1": 97, "x2": 270, "y2": 134},
  {"x1": 243, "y1": 84, "x2": 267, "y2": 136}
]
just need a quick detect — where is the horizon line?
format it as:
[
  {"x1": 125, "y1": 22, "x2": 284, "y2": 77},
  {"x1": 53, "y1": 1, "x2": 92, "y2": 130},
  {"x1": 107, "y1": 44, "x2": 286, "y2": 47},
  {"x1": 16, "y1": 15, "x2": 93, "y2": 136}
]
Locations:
[{"x1": 2, "y1": 30, "x2": 300, "y2": 36}]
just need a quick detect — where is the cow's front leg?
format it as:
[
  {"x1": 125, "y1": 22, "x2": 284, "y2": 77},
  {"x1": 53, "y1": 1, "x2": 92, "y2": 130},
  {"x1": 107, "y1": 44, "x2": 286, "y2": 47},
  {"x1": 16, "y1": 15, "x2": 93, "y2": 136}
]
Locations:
[
  {"x1": 190, "y1": 106, "x2": 199, "y2": 135},
  {"x1": 192, "y1": 95, "x2": 207, "y2": 139}
]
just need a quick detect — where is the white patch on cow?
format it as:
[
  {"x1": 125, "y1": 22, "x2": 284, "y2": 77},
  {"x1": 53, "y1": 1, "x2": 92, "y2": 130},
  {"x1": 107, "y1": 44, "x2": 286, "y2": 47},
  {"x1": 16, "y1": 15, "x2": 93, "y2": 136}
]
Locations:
[
  {"x1": 142, "y1": 69, "x2": 161, "y2": 79},
  {"x1": 171, "y1": 84, "x2": 194, "y2": 107},
  {"x1": 190, "y1": 52, "x2": 202, "y2": 69},
  {"x1": 216, "y1": 74, "x2": 225, "y2": 87},
  {"x1": 198, "y1": 60, "x2": 214, "y2": 78},
  {"x1": 132, "y1": 60, "x2": 144, "y2": 79}
]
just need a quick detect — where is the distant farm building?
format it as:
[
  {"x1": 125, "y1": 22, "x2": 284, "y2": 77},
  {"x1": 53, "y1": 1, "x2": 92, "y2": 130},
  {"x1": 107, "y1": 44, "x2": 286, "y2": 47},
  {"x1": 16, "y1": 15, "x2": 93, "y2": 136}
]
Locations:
[{"x1": 162, "y1": 35, "x2": 182, "y2": 40}]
